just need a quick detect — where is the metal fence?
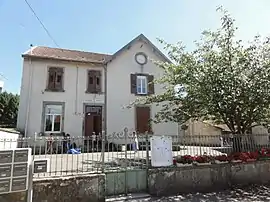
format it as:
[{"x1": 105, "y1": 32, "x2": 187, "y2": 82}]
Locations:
[{"x1": 0, "y1": 132, "x2": 269, "y2": 178}]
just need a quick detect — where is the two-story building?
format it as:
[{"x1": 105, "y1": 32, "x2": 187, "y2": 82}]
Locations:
[{"x1": 17, "y1": 34, "x2": 178, "y2": 145}]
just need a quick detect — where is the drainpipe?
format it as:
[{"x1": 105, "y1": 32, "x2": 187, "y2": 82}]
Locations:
[
  {"x1": 75, "y1": 65, "x2": 79, "y2": 115},
  {"x1": 103, "y1": 61, "x2": 108, "y2": 138},
  {"x1": 25, "y1": 46, "x2": 34, "y2": 137},
  {"x1": 101, "y1": 61, "x2": 107, "y2": 171}
]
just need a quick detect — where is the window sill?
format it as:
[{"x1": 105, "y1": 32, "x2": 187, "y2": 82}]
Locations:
[
  {"x1": 135, "y1": 94, "x2": 148, "y2": 97},
  {"x1": 85, "y1": 90, "x2": 104, "y2": 94},
  {"x1": 45, "y1": 89, "x2": 65, "y2": 92},
  {"x1": 136, "y1": 131, "x2": 154, "y2": 135}
]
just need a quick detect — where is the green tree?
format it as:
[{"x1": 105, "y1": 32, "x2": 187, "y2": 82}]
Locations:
[
  {"x1": 133, "y1": 7, "x2": 270, "y2": 135},
  {"x1": 0, "y1": 91, "x2": 19, "y2": 127}
]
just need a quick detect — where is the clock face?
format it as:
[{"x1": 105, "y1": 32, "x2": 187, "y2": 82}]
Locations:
[{"x1": 135, "y1": 52, "x2": 147, "y2": 65}]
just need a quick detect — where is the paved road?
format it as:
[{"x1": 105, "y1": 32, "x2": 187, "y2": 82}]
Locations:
[
  {"x1": 125, "y1": 185, "x2": 270, "y2": 202},
  {"x1": 33, "y1": 146, "x2": 225, "y2": 177}
]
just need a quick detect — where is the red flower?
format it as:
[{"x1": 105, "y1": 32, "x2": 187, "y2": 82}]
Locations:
[{"x1": 215, "y1": 155, "x2": 228, "y2": 161}]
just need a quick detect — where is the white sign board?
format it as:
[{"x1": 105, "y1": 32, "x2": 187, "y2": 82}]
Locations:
[{"x1": 150, "y1": 136, "x2": 173, "y2": 167}]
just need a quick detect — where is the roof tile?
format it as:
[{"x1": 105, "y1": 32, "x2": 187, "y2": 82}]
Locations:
[{"x1": 23, "y1": 46, "x2": 112, "y2": 64}]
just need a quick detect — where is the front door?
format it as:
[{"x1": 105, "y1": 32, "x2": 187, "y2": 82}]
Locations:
[{"x1": 84, "y1": 106, "x2": 102, "y2": 136}]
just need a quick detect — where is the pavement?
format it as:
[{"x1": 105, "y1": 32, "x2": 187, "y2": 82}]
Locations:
[
  {"x1": 115, "y1": 185, "x2": 270, "y2": 202},
  {"x1": 33, "y1": 146, "x2": 226, "y2": 177}
]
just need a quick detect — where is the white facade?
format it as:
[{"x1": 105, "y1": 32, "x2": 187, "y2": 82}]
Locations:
[
  {"x1": 107, "y1": 40, "x2": 178, "y2": 144},
  {"x1": 17, "y1": 59, "x2": 105, "y2": 137},
  {"x1": 17, "y1": 35, "x2": 178, "y2": 144}
]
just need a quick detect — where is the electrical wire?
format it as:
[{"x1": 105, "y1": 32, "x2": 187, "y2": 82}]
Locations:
[
  {"x1": 23, "y1": 0, "x2": 60, "y2": 47},
  {"x1": 0, "y1": 73, "x2": 7, "y2": 80}
]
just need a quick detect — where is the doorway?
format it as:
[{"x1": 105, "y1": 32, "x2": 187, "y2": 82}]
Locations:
[
  {"x1": 84, "y1": 105, "x2": 102, "y2": 136},
  {"x1": 84, "y1": 105, "x2": 102, "y2": 152}
]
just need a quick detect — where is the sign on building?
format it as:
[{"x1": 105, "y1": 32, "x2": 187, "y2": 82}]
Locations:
[
  {"x1": 33, "y1": 159, "x2": 50, "y2": 173},
  {"x1": 150, "y1": 136, "x2": 173, "y2": 167},
  {"x1": 0, "y1": 148, "x2": 31, "y2": 194}
]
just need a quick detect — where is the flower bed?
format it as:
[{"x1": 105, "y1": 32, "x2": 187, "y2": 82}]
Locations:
[
  {"x1": 214, "y1": 155, "x2": 229, "y2": 164},
  {"x1": 173, "y1": 148, "x2": 270, "y2": 168},
  {"x1": 174, "y1": 155, "x2": 193, "y2": 167},
  {"x1": 193, "y1": 155, "x2": 211, "y2": 166}
]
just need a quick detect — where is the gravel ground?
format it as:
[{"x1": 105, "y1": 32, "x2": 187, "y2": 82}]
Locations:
[{"x1": 128, "y1": 185, "x2": 270, "y2": 202}]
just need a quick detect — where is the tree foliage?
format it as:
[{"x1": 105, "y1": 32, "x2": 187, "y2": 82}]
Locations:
[
  {"x1": 134, "y1": 7, "x2": 270, "y2": 134},
  {"x1": 0, "y1": 91, "x2": 19, "y2": 127}
]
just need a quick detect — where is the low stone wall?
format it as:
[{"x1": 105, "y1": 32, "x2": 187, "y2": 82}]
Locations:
[
  {"x1": 33, "y1": 174, "x2": 105, "y2": 202},
  {"x1": 0, "y1": 173, "x2": 105, "y2": 202},
  {"x1": 148, "y1": 161, "x2": 270, "y2": 196}
]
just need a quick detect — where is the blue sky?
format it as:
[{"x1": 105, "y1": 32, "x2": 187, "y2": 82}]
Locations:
[{"x1": 1, "y1": 0, "x2": 270, "y2": 94}]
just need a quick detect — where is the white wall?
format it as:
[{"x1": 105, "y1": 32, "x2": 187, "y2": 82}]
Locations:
[
  {"x1": 17, "y1": 58, "x2": 105, "y2": 137},
  {"x1": 106, "y1": 41, "x2": 178, "y2": 144}
]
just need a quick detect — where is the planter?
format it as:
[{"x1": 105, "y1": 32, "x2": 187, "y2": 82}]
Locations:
[
  {"x1": 258, "y1": 156, "x2": 270, "y2": 161},
  {"x1": 176, "y1": 163, "x2": 193, "y2": 167},
  {"x1": 246, "y1": 158, "x2": 256, "y2": 162},
  {"x1": 193, "y1": 162, "x2": 211, "y2": 166},
  {"x1": 231, "y1": 160, "x2": 242, "y2": 163},
  {"x1": 214, "y1": 160, "x2": 229, "y2": 164}
]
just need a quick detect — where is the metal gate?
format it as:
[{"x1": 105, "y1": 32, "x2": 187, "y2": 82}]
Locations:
[{"x1": 104, "y1": 129, "x2": 150, "y2": 196}]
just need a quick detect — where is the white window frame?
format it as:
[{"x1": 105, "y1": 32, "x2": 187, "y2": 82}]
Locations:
[
  {"x1": 136, "y1": 75, "x2": 148, "y2": 95},
  {"x1": 44, "y1": 104, "x2": 63, "y2": 133}
]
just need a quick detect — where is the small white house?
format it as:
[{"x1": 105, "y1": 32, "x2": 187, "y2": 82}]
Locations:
[{"x1": 17, "y1": 34, "x2": 178, "y2": 145}]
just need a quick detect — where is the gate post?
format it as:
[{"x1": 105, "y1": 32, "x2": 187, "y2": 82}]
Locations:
[
  {"x1": 145, "y1": 131, "x2": 150, "y2": 192},
  {"x1": 101, "y1": 130, "x2": 105, "y2": 173},
  {"x1": 124, "y1": 127, "x2": 128, "y2": 195}
]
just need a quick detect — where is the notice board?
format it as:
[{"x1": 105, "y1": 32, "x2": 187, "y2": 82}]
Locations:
[{"x1": 150, "y1": 136, "x2": 173, "y2": 167}]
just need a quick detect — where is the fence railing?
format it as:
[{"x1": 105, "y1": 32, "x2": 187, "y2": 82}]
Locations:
[{"x1": 0, "y1": 132, "x2": 269, "y2": 178}]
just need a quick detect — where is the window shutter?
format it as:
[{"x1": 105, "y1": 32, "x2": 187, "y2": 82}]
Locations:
[
  {"x1": 88, "y1": 70, "x2": 96, "y2": 92},
  {"x1": 148, "y1": 75, "x2": 154, "y2": 95},
  {"x1": 130, "y1": 74, "x2": 137, "y2": 94},
  {"x1": 48, "y1": 71, "x2": 56, "y2": 89},
  {"x1": 47, "y1": 67, "x2": 64, "y2": 90},
  {"x1": 136, "y1": 106, "x2": 151, "y2": 134},
  {"x1": 55, "y1": 71, "x2": 63, "y2": 90},
  {"x1": 95, "y1": 71, "x2": 102, "y2": 93}
]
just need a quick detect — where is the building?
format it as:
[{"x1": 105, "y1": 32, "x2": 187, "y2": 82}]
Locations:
[{"x1": 17, "y1": 34, "x2": 178, "y2": 145}]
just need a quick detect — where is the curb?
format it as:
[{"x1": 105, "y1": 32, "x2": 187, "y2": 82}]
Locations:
[{"x1": 106, "y1": 193, "x2": 151, "y2": 201}]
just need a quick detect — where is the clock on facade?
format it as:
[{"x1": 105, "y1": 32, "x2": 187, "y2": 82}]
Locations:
[{"x1": 135, "y1": 52, "x2": 148, "y2": 65}]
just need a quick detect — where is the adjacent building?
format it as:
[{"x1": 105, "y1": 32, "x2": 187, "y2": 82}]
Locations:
[{"x1": 17, "y1": 34, "x2": 178, "y2": 144}]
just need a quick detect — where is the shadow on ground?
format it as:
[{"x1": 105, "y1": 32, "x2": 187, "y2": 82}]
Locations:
[{"x1": 130, "y1": 185, "x2": 270, "y2": 202}]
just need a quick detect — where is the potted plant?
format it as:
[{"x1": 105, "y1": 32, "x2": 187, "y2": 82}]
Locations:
[
  {"x1": 193, "y1": 155, "x2": 211, "y2": 166},
  {"x1": 246, "y1": 151, "x2": 258, "y2": 162},
  {"x1": 214, "y1": 155, "x2": 229, "y2": 164},
  {"x1": 175, "y1": 155, "x2": 193, "y2": 167},
  {"x1": 257, "y1": 148, "x2": 270, "y2": 161}
]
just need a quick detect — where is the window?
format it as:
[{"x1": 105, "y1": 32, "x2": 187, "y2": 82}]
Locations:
[
  {"x1": 136, "y1": 76, "x2": 147, "y2": 94},
  {"x1": 47, "y1": 67, "x2": 64, "y2": 91},
  {"x1": 136, "y1": 106, "x2": 152, "y2": 134},
  {"x1": 44, "y1": 104, "x2": 64, "y2": 133},
  {"x1": 87, "y1": 70, "x2": 102, "y2": 93},
  {"x1": 130, "y1": 74, "x2": 155, "y2": 95}
]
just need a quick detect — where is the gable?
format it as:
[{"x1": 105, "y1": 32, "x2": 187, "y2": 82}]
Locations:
[{"x1": 106, "y1": 34, "x2": 171, "y2": 64}]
